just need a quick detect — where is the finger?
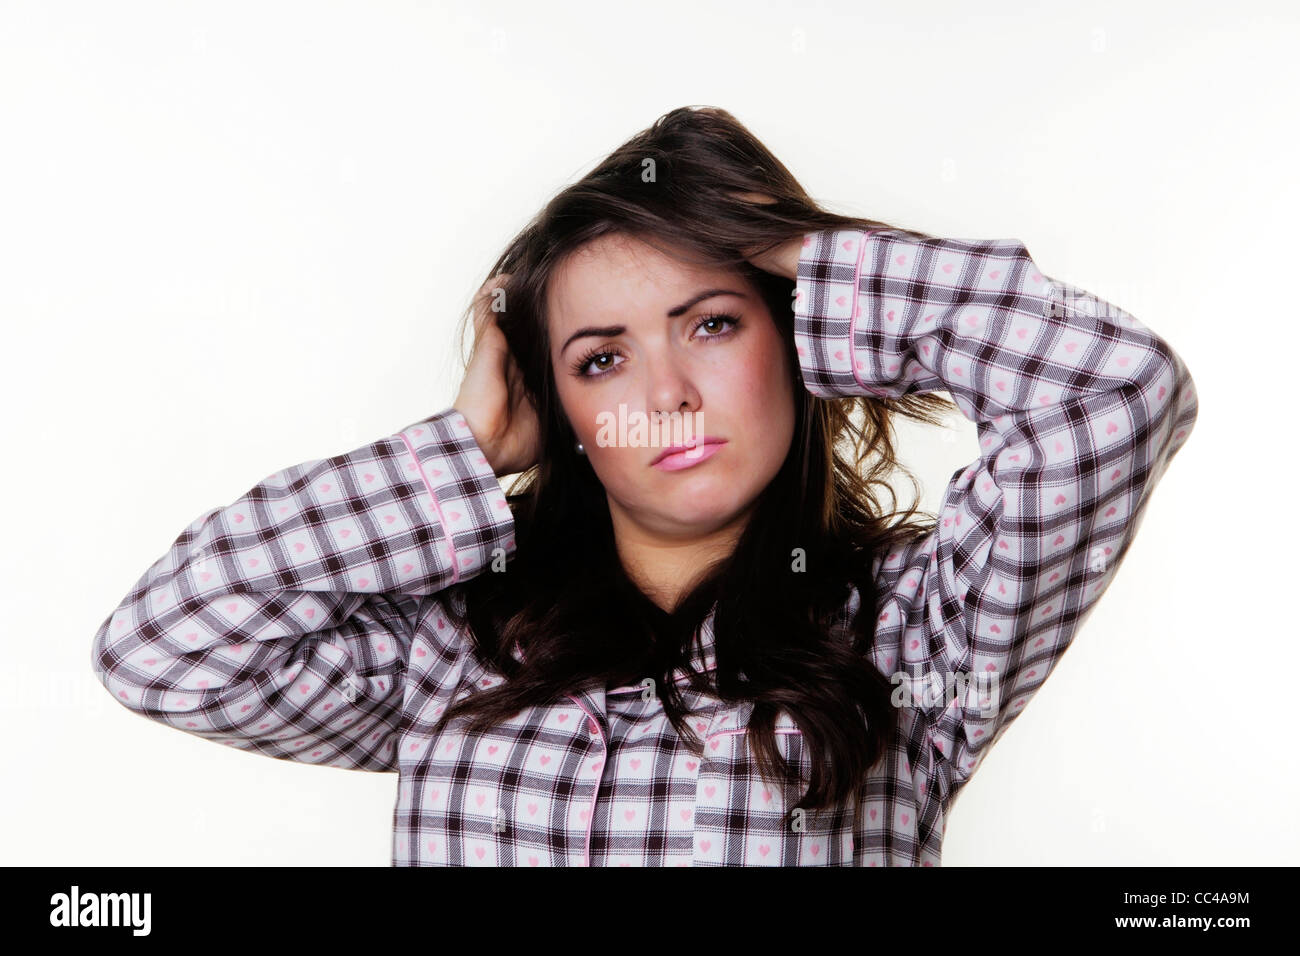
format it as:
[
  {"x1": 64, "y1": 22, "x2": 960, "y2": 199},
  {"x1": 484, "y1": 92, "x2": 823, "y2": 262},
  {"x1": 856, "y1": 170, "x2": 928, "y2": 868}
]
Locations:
[
  {"x1": 730, "y1": 191, "x2": 778, "y2": 205},
  {"x1": 471, "y1": 276, "x2": 502, "y2": 319}
]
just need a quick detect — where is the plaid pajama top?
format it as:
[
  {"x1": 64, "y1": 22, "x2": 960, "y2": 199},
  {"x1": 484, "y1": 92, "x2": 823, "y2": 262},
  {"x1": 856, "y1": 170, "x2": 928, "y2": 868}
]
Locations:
[{"x1": 92, "y1": 226, "x2": 1199, "y2": 865}]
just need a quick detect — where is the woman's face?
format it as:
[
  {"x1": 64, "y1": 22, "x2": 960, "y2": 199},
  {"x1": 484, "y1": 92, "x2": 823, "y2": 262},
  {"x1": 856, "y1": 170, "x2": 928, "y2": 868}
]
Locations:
[{"x1": 547, "y1": 233, "x2": 797, "y2": 541}]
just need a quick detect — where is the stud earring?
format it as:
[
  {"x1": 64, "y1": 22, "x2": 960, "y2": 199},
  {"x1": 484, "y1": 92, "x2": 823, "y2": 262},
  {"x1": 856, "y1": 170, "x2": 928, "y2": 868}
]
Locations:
[{"x1": 575, "y1": 441, "x2": 585, "y2": 455}]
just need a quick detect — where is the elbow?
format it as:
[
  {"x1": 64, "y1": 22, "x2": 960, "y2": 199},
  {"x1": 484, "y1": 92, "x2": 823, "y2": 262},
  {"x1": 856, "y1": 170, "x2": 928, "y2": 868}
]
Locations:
[
  {"x1": 1155, "y1": 335, "x2": 1197, "y2": 407},
  {"x1": 91, "y1": 614, "x2": 151, "y2": 711},
  {"x1": 90, "y1": 618, "x2": 117, "y2": 689},
  {"x1": 91, "y1": 629, "x2": 131, "y2": 709},
  {"x1": 1141, "y1": 339, "x2": 1199, "y2": 452}
]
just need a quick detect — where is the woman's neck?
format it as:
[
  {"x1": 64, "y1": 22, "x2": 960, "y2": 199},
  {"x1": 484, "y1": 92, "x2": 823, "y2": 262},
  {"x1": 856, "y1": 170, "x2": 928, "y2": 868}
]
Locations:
[{"x1": 609, "y1": 503, "x2": 751, "y2": 613}]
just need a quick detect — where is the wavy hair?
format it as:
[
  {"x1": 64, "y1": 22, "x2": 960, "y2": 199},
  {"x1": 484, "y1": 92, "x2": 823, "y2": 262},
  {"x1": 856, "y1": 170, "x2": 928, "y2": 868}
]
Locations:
[{"x1": 431, "y1": 106, "x2": 957, "y2": 815}]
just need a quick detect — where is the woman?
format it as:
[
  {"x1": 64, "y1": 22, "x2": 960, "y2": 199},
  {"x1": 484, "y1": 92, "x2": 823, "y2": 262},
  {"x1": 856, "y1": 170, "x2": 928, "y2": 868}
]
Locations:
[{"x1": 91, "y1": 106, "x2": 1198, "y2": 866}]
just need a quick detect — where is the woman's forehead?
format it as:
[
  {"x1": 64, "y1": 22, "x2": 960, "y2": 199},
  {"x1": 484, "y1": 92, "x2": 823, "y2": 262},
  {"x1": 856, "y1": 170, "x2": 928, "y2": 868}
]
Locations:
[{"x1": 549, "y1": 235, "x2": 741, "y2": 318}]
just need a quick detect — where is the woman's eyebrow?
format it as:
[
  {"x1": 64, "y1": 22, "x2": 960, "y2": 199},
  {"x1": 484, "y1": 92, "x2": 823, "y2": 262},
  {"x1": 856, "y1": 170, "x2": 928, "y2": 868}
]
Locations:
[
  {"x1": 560, "y1": 289, "x2": 748, "y2": 355},
  {"x1": 666, "y1": 288, "x2": 747, "y2": 317}
]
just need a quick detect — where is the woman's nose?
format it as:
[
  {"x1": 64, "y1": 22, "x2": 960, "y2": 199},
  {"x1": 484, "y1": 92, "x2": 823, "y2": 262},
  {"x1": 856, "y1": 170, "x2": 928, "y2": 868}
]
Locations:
[{"x1": 644, "y1": 355, "x2": 701, "y2": 416}]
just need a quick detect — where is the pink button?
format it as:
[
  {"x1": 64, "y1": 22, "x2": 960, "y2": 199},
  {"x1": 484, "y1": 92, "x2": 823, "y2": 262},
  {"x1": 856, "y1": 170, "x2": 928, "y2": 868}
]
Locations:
[{"x1": 587, "y1": 718, "x2": 599, "y2": 735}]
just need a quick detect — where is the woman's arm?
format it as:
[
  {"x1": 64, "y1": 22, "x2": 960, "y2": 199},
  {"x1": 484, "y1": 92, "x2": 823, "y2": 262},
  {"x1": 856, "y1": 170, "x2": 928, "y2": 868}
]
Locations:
[
  {"x1": 91, "y1": 407, "x2": 515, "y2": 771},
  {"x1": 792, "y1": 226, "x2": 1198, "y2": 801}
]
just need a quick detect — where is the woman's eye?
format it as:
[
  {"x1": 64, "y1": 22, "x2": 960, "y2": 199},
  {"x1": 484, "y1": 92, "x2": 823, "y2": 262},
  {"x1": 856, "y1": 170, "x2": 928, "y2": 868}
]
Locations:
[
  {"x1": 575, "y1": 351, "x2": 625, "y2": 377},
  {"x1": 573, "y1": 314, "x2": 739, "y2": 379},
  {"x1": 694, "y1": 313, "x2": 741, "y2": 339}
]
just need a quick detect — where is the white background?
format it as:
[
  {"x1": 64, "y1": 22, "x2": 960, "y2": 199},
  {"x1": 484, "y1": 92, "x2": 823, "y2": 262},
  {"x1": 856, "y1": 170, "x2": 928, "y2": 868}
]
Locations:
[{"x1": 2, "y1": 0, "x2": 1292, "y2": 866}]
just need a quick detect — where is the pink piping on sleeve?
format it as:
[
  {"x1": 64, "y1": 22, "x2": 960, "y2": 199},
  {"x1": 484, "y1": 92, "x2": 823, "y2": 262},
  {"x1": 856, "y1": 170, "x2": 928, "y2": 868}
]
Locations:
[
  {"x1": 398, "y1": 431, "x2": 460, "y2": 587},
  {"x1": 847, "y1": 229, "x2": 872, "y2": 395}
]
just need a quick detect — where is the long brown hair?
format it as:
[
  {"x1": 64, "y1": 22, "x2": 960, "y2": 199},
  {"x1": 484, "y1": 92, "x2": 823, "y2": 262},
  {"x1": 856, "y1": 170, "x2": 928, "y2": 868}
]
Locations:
[{"x1": 433, "y1": 106, "x2": 956, "y2": 815}]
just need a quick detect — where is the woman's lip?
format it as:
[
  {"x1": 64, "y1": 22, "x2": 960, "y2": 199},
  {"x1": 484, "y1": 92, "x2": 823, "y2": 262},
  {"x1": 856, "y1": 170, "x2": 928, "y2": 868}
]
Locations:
[
  {"x1": 651, "y1": 439, "x2": 726, "y2": 471},
  {"x1": 649, "y1": 437, "x2": 725, "y2": 465}
]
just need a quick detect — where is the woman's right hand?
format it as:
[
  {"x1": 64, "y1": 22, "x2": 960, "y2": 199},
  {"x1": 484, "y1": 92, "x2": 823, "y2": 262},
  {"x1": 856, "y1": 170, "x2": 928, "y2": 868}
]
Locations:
[{"x1": 453, "y1": 274, "x2": 541, "y2": 477}]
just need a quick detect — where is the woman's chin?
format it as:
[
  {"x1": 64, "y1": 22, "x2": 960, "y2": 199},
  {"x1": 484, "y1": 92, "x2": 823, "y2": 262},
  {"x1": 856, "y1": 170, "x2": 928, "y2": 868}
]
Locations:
[{"x1": 651, "y1": 494, "x2": 754, "y2": 534}]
